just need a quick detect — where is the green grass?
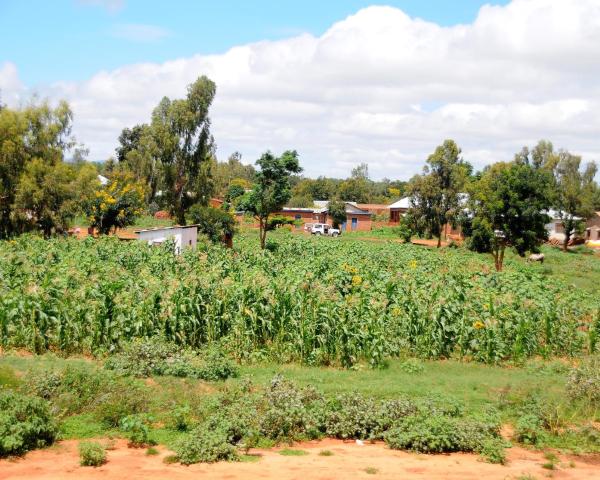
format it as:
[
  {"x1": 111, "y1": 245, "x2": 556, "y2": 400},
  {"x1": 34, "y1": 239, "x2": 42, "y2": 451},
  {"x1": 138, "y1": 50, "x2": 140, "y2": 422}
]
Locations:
[
  {"x1": 364, "y1": 467, "x2": 379, "y2": 474},
  {"x1": 240, "y1": 454, "x2": 261, "y2": 463},
  {"x1": 319, "y1": 450, "x2": 334, "y2": 456},
  {"x1": 232, "y1": 359, "x2": 567, "y2": 413},
  {"x1": 61, "y1": 413, "x2": 111, "y2": 440},
  {"x1": 279, "y1": 448, "x2": 309, "y2": 456}
]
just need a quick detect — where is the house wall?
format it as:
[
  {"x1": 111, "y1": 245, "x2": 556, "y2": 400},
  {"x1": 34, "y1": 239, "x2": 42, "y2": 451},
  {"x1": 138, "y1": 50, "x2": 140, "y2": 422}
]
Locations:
[
  {"x1": 181, "y1": 228, "x2": 198, "y2": 251},
  {"x1": 327, "y1": 214, "x2": 371, "y2": 231},
  {"x1": 586, "y1": 213, "x2": 600, "y2": 241},
  {"x1": 137, "y1": 227, "x2": 198, "y2": 254},
  {"x1": 138, "y1": 228, "x2": 182, "y2": 252}
]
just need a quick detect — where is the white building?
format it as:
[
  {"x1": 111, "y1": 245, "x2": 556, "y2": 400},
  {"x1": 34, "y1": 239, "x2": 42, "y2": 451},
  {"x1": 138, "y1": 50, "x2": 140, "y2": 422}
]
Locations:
[{"x1": 136, "y1": 225, "x2": 198, "y2": 254}]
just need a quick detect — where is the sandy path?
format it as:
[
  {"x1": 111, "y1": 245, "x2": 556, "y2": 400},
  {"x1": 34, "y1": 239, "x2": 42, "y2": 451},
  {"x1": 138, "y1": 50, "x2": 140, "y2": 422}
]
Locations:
[{"x1": 1, "y1": 439, "x2": 599, "y2": 480}]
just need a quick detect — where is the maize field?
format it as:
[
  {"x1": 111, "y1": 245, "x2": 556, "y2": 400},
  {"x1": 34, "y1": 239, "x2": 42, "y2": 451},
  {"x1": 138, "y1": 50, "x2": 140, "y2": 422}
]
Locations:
[{"x1": 0, "y1": 234, "x2": 598, "y2": 367}]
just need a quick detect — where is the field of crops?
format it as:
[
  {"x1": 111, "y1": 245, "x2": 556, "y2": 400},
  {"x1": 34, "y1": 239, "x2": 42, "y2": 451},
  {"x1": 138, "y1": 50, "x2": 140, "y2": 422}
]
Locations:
[{"x1": 0, "y1": 233, "x2": 598, "y2": 367}]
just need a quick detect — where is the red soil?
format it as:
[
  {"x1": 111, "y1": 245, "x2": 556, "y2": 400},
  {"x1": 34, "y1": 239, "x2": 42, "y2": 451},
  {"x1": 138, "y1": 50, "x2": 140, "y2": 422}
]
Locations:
[{"x1": 1, "y1": 439, "x2": 598, "y2": 480}]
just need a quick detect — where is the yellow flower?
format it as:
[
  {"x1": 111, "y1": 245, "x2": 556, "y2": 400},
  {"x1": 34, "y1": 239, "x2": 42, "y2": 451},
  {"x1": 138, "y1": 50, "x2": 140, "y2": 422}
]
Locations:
[
  {"x1": 473, "y1": 321, "x2": 485, "y2": 330},
  {"x1": 351, "y1": 275, "x2": 362, "y2": 286},
  {"x1": 409, "y1": 260, "x2": 417, "y2": 269}
]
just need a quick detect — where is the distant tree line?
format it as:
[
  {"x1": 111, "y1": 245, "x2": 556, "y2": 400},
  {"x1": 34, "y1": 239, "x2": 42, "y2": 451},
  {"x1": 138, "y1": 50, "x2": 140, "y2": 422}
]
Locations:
[{"x1": 403, "y1": 139, "x2": 600, "y2": 270}]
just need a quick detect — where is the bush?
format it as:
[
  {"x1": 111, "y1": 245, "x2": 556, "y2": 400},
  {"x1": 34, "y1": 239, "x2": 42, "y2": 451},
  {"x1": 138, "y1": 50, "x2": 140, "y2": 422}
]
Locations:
[
  {"x1": 325, "y1": 393, "x2": 380, "y2": 440},
  {"x1": 259, "y1": 376, "x2": 324, "y2": 441},
  {"x1": 515, "y1": 414, "x2": 543, "y2": 445},
  {"x1": 93, "y1": 381, "x2": 149, "y2": 428},
  {"x1": 566, "y1": 356, "x2": 600, "y2": 405},
  {"x1": 384, "y1": 414, "x2": 500, "y2": 455},
  {"x1": 188, "y1": 205, "x2": 236, "y2": 244},
  {"x1": 175, "y1": 426, "x2": 239, "y2": 465},
  {"x1": 120, "y1": 414, "x2": 155, "y2": 447},
  {"x1": 104, "y1": 340, "x2": 239, "y2": 381},
  {"x1": 0, "y1": 390, "x2": 58, "y2": 457},
  {"x1": 195, "y1": 347, "x2": 240, "y2": 381},
  {"x1": 478, "y1": 437, "x2": 508, "y2": 464},
  {"x1": 78, "y1": 441, "x2": 107, "y2": 467}
]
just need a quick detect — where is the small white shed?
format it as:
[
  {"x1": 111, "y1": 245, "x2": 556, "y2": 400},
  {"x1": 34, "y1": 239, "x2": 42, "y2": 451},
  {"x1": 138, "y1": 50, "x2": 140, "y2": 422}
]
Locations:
[{"x1": 136, "y1": 225, "x2": 198, "y2": 254}]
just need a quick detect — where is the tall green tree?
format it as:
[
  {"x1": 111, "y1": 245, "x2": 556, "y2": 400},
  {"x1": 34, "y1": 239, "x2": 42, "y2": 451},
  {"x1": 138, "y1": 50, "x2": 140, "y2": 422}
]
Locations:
[
  {"x1": 468, "y1": 161, "x2": 552, "y2": 271},
  {"x1": 0, "y1": 100, "x2": 75, "y2": 238},
  {"x1": 238, "y1": 150, "x2": 302, "y2": 249},
  {"x1": 408, "y1": 140, "x2": 471, "y2": 247},
  {"x1": 550, "y1": 151, "x2": 597, "y2": 251},
  {"x1": 13, "y1": 160, "x2": 97, "y2": 237},
  {"x1": 150, "y1": 76, "x2": 216, "y2": 224}
]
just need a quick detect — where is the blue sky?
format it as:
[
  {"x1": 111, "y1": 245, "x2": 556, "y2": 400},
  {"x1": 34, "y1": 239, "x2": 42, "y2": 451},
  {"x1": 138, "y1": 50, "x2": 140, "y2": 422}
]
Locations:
[
  {"x1": 1, "y1": 0, "x2": 508, "y2": 86},
  {"x1": 1, "y1": 1, "x2": 598, "y2": 180}
]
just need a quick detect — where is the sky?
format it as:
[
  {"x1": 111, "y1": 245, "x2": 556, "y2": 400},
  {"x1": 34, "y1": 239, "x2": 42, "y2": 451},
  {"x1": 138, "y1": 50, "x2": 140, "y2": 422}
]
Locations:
[{"x1": 1, "y1": 0, "x2": 599, "y2": 180}]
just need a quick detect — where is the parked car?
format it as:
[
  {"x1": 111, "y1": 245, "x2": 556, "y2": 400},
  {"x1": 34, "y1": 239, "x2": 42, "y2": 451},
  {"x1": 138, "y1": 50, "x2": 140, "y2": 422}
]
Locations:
[
  {"x1": 311, "y1": 223, "x2": 340, "y2": 237},
  {"x1": 303, "y1": 223, "x2": 314, "y2": 232}
]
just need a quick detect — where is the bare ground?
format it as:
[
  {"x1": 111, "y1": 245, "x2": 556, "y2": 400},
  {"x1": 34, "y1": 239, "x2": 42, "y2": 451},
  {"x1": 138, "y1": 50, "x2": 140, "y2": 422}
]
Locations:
[{"x1": 1, "y1": 439, "x2": 599, "y2": 480}]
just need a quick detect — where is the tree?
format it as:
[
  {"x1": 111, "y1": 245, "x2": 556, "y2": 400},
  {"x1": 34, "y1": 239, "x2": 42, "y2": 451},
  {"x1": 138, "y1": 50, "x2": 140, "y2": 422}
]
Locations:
[
  {"x1": 85, "y1": 173, "x2": 145, "y2": 235},
  {"x1": 13, "y1": 160, "x2": 96, "y2": 237},
  {"x1": 468, "y1": 161, "x2": 552, "y2": 271},
  {"x1": 212, "y1": 152, "x2": 256, "y2": 195},
  {"x1": 150, "y1": 76, "x2": 216, "y2": 224},
  {"x1": 238, "y1": 150, "x2": 302, "y2": 249},
  {"x1": 338, "y1": 163, "x2": 371, "y2": 203},
  {"x1": 550, "y1": 152, "x2": 597, "y2": 251},
  {"x1": 115, "y1": 123, "x2": 162, "y2": 203},
  {"x1": 0, "y1": 100, "x2": 75, "y2": 238},
  {"x1": 328, "y1": 199, "x2": 347, "y2": 228},
  {"x1": 409, "y1": 140, "x2": 471, "y2": 247},
  {"x1": 188, "y1": 205, "x2": 236, "y2": 246},
  {"x1": 406, "y1": 173, "x2": 441, "y2": 240},
  {"x1": 286, "y1": 194, "x2": 314, "y2": 208}
]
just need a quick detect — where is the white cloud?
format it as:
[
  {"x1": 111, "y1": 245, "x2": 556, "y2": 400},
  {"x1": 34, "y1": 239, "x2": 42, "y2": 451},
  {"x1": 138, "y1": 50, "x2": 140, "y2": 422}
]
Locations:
[
  {"x1": 111, "y1": 24, "x2": 170, "y2": 43},
  {"x1": 3, "y1": 0, "x2": 600, "y2": 179}
]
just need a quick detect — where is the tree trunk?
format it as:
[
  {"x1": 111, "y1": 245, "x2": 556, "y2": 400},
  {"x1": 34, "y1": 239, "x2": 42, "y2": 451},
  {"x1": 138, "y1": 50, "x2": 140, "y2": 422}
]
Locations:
[
  {"x1": 259, "y1": 217, "x2": 267, "y2": 249},
  {"x1": 437, "y1": 235, "x2": 441, "y2": 248},
  {"x1": 563, "y1": 232, "x2": 569, "y2": 252}
]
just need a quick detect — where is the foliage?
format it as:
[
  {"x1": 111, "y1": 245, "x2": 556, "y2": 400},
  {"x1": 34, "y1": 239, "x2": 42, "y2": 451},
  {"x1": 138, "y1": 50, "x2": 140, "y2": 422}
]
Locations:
[
  {"x1": 237, "y1": 150, "x2": 302, "y2": 248},
  {"x1": 0, "y1": 235, "x2": 598, "y2": 366},
  {"x1": 407, "y1": 140, "x2": 471, "y2": 247},
  {"x1": 175, "y1": 426, "x2": 239, "y2": 465},
  {"x1": 0, "y1": 390, "x2": 58, "y2": 457},
  {"x1": 104, "y1": 339, "x2": 238, "y2": 381},
  {"x1": 550, "y1": 149, "x2": 597, "y2": 251},
  {"x1": 120, "y1": 414, "x2": 154, "y2": 447},
  {"x1": 0, "y1": 100, "x2": 81, "y2": 238},
  {"x1": 150, "y1": 77, "x2": 217, "y2": 224},
  {"x1": 84, "y1": 172, "x2": 145, "y2": 234},
  {"x1": 78, "y1": 441, "x2": 107, "y2": 466},
  {"x1": 188, "y1": 205, "x2": 236, "y2": 244},
  {"x1": 566, "y1": 356, "x2": 600, "y2": 405},
  {"x1": 514, "y1": 414, "x2": 543, "y2": 445},
  {"x1": 328, "y1": 199, "x2": 347, "y2": 229},
  {"x1": 13, "y1": 160, "x2": 98, "y2": 237},
  {"x1": 468, "y1": 159, "x2": 552, "y2": 271},
  {"x1": 384, "y1": 414, "x2": 500, "y2": 455}
]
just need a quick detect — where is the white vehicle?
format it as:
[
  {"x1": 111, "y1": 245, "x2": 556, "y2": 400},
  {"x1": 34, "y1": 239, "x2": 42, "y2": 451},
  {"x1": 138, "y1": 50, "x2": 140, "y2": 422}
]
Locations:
[{"x1": 311, "y1": 223, "x2": 340, "y2": 237}]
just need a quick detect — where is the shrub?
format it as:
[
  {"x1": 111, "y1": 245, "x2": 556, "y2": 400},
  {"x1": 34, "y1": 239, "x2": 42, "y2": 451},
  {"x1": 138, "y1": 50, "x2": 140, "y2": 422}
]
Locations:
[
  {"x1": 93, "y1": 381, "x2": 149, "y2": 427},
  {"x1": 120, "y1": 414, "x2": 154, "y2": 447},
  {"x1": 175, "y1": 426, "x2": 239, "y2": 465},
  {"x1": 78, "y1": 441, "x2": 107, "y2": 467},
  {"x1": 259, "y1": 376, "x2": 324, "y2": 441},
  {"x1": 515, "y1": 414, "x2": 543, "y2": 445},
  {"x1": 195, "y1": 347, "x2": 239, "y2": 381},
  {"x1": 566, "y1": 356, "x2": 600, "y2": 405},
  {"x1": 188, "y1": 205, "x2": 236, "y2": 244},
  {"x1": 384, "y1": 414, "x2": 499, "y2": 455},
  {"x1": 104, "y1": 340, "x2": 239, "y2": 381},
  {"x1": 325, "y1": 393, "x2": 380, "y2": 440},
  {"x1": 169, "y1": 404, "x2": 195, "y2": 432},
  {"x1": 478, "y1": 438, "x2": 507, "y2": 464},
  {"x1": 0, "y1": 390, "x2": 58, "y2": 457}
]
